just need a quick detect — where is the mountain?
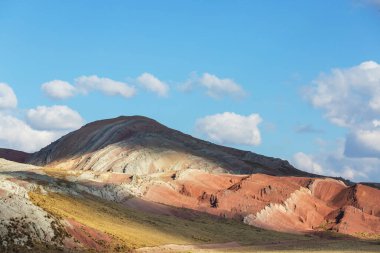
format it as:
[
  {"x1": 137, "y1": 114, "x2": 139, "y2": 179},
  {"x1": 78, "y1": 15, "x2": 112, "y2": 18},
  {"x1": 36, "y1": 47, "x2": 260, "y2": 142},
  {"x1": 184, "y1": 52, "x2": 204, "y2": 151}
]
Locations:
[
  {"x1": 0, "y1": 148, "x2": 30, "y2": 163},
  {"x1": 0, "y1": 116, "x2": 379, "y2": 252},
  {"x1": 27, "y1": 116, "x2": 308, "y2": 176}
]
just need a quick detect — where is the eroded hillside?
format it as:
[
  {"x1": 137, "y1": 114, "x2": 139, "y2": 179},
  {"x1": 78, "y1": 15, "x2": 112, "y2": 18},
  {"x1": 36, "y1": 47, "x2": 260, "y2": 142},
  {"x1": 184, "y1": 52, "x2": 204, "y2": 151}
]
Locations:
[
  {"x1": 0, "y1": 116, "x2": 379, "y2": 252},
  {"x1": 1, "y1": 159, "x2": 380, "y2": 253}
]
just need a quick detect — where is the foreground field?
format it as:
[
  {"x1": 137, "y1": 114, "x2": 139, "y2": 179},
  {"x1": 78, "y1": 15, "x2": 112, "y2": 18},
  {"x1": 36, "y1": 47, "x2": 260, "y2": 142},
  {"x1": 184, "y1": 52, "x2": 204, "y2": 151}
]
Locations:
[{"x1": 30, "y1": 191, "x2": 380, "y2": 253}]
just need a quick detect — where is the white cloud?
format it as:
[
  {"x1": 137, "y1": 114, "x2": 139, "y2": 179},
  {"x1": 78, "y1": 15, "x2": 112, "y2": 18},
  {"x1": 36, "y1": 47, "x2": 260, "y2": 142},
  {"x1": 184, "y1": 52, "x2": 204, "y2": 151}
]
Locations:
[
  {"x1": 41, "y1": 80, "x2": 76, "y2": 99},
  {"x1": 41, "y1": 75, "x2": 137, "y2": 99},
  {"x1": 305, "y1": 61, "x2": 380, "y2": 161},
  {"x1": 303, "y1": 61, "x2": 380, "y2": 181},
  {"x1": 75, "y1": 75, "x2": 136, "y2": 98},
  {"x1": 373, "y1": 119, "x2": 380, "y2": 127},
  {"x1": 0, "y1": 112, "x2": 63, "y2": 152},
  {"x1": 351, "y1": 130, "x2": 380, "y2": 152},
  {"x1": 0, "y1": 105, "x2": 84, "y2": 152},
  {"x1": 292, "y1": 139, "x2": 378, "y2": 182},
  {"x1": 0, "y1": 83, "x2": 84, "y2": 152},
  {"x1": 196, "y1": 112, "x2": 262, "y2": 146},
  {"x1": 305, "y1": 61, "x2": 380, "y2": 128},
  {"x1": 342, "y1": 167, "x2": 354, "y2": 180},
  {"x1": 199, "y1": 73, "x2": 246, "y2": 98},
  {"x1": 41, "y1": 72, "x2": 245, "y2": 100},
  {"x1": 137, "y1": 73, "x2": 169, "y2": 97},
  {"x1": 0, "y1": 83, "x2": 17, "y2": 109},
  {"x1": 293, "y1": 152, "x2": 325, "y2": 175},
  {"x1": 180, "y1": 72, "x2": 247, "y2": 99},
  {"x1": 344, "y1": 129, "x2": 380, "y2": 158},
  {"x1": 26, "y1": 105, "x2": 84, "y2": 131},
  {"x1": 340, "y1": 166, "x2": 368, "y2": 181}
]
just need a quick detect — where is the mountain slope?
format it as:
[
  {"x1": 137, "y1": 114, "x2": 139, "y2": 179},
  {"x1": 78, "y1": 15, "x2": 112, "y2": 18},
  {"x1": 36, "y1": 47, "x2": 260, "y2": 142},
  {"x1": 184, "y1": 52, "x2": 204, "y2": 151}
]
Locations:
[
  {"x1": 0, "y1": 158, "x2": 379, "y2": 252},
  {"x1": 23, "y1": 116, "x2": 379, "y2": 235},
  {"x1": 27, "y1": 116, "x2": 307, "y2": 176},
  {"x1": 0, "y1": 148, "x2": 30, "y2": 163},
  {"x1": 1, "y1": 115, "x2": 379, "y2": 251}
]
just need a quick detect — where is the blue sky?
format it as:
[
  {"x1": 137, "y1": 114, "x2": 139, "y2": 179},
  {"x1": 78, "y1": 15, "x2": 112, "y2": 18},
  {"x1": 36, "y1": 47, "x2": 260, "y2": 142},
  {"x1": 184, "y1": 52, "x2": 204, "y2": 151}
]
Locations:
[{"x1": 1, "y1": 0, "x2": 380, "y2": 182}]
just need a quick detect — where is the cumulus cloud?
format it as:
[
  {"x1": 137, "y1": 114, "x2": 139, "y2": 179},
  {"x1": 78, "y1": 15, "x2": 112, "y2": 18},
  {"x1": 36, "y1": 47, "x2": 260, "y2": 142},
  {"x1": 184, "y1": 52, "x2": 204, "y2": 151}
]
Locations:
[
  {"x1": 344, "y1": 129, "x2": 380, "y2": 158},
  {"x1": 41, "y1": 72, "x2": 245, "y2": 100},
  {"x1": 292, "y1": 139, "x2": 378, "y2": 182},
  {"x1": 0, "y1": 112, "x2": 63, "y2": 152},
  {"x1": 293, "y1": 152, "x2": 324, "y2": 175},
  {"x1": 0, "y1": 82, "x2": 84, "y2": 152},
  {"x1": 0, "y1": 84, "x2": 84, "y2": 151},
  {"x1": 196, "y1": 112, "x2": 262, "y2": 146},
  {"x1": 137, "y1": 73, "x2": 169, "y2": 97},
  {"x1": 180, "y1": 73, "x2": 247, "y2": 99},
  {"x1": 305, "y1": 61, "x2": 380, "y2": 127},
  {"x1": 26, "y1": 105, "x2": 85, "y2": 131},
  {"x1": 302, "y1": 61, "x2": 380, "y2": 181},
  {"x1": 199, "y1": 73, "x2": 246, "y2": 98},
  {"x1": 373, "y1": 119, "x2": 380, "y2": 127},
  {"x1": 0, "y1": 83, "x2": 17, "y2": 109},
  {"x1": 0, "y1": 105, "x2": 84, "y2": 152},
  {"x1": 305, "y1": 61, "x2": 380, "y2": 159},
  {"x1": 338, "y1": 165, "x2": 368, "y2": 181},
  {"x1": 41, "y1": 75, "x2": 136, "y2": 99},
  {"x1": 41, "y1": 80, "x2": 76, "y2": 99},
  {"x1": 75, "y1": 75, "x2": 136, "y2": 98}
]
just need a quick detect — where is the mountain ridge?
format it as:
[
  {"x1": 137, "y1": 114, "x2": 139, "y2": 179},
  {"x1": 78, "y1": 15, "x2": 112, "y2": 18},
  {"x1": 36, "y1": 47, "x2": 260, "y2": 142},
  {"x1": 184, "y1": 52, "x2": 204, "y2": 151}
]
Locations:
[
  {"x1": 0, "y1": 148, "x2": 31, "y2": 163},
  {"x1": 25, "y1": 115, "x2": 310, "y2": 177}
]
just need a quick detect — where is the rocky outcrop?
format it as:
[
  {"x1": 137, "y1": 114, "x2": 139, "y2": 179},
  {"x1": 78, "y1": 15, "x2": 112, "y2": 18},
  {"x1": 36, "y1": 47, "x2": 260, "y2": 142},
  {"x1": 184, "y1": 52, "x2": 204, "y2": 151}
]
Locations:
[
  {"x1": 242, "y1": 178, "x2": 380, "y2": 235},
  {"x1": 244, "y1": 187, "x2": 332, "y2": 232},
  {"x1": 138, "y1": 170, "x2": 380, "y2": 236},
  {"x1": 0, "y1": 159, "x2": 132, "y2": 251},
  {"x1": 0, "y1": 160, "x2": 68, "y2": 251},
  {"x1": 325, "y1": 206, "x2": 380, "y2": 235}
]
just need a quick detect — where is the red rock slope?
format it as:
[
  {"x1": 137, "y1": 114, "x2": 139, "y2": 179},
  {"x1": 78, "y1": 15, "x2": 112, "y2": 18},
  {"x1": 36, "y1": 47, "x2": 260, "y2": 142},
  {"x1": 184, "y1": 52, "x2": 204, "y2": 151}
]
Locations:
[{"x1": 140, "y1": 170, "x2": 380, "y2": 236}]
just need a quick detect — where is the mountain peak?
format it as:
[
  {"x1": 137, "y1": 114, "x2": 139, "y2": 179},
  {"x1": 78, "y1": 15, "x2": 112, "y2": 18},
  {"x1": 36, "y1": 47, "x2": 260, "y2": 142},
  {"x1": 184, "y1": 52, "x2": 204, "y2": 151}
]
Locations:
[
  {"x1": 26, "y1": 115, "x2": 307, "y2": 177},
  {"x1": 81, "y1": 115, "x2": 163, "y2": 130}
]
